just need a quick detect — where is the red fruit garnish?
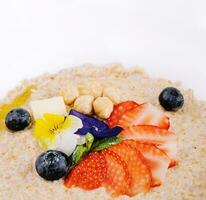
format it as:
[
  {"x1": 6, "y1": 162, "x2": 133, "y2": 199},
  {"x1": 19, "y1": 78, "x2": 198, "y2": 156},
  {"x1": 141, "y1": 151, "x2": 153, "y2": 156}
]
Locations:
[
  {"x1": 107, "y1": 101, "x2": 139, "y2": 128},
  {"x1": 122, "y1": 140, "x2": 170, "y2": 187},
  {"x1": 102, "y1": 150, "x2": 132, "y2": 196},
  {"x1": 120, "y1": 125, "x2": 177, "y2": 167},
  {"x1": 64, "y1": 152, "x2": 107, "y2": 190},
  {"x1": 118, "y1": 103, "x2": 170, "y2": 130},
  {"x1": 108, "y1": 142, "x2": 151, "y2": 196}
]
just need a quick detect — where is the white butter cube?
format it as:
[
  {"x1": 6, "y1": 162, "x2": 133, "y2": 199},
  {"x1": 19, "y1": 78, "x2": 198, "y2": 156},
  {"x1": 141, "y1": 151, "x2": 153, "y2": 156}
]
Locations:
[{"x1": 30, "y1": 96, "x2": 67, "y2": 119}]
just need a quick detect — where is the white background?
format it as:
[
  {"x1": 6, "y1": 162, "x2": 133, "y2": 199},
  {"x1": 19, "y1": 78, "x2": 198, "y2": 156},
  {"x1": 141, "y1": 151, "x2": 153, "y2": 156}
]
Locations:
[{"x1": 0, "y1": 0, "x2": 206, "y2": 99}]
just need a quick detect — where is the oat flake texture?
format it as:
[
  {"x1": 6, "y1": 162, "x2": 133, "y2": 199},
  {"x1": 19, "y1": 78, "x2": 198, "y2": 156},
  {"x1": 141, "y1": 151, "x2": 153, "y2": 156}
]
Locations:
[{"x1": 0, "y1": 64, "x2": 206, "y2": 200}]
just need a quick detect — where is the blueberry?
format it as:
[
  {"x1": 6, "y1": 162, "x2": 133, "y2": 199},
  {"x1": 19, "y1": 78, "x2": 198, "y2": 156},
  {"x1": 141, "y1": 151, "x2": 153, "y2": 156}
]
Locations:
[
  {"x1": 5, "y1": 108, "x2": 31, "y2": 131},
  {"x1": 35, "y1": 150, "x2": 70, "y2": 181},
  {"x1": 159, "y1": 87, "x2": 184, "y2": 111}
]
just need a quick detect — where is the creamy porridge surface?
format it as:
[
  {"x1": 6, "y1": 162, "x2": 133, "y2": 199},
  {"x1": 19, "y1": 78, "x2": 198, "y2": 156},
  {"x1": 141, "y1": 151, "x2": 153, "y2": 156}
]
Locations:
[{"x1": 0, "y1": 64, "x2": 205, "y2": 200}]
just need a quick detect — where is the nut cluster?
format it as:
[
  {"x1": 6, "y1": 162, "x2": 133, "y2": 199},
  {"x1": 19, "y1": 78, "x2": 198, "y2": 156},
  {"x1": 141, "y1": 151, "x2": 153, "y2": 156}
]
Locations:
[{"x1": 60, "y1": 81, "x2": 121, "y2": 119}]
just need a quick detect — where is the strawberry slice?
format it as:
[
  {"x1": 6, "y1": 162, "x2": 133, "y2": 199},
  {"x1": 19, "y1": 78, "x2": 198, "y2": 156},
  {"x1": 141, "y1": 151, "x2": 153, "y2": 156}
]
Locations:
[
  {"x1": 136, "y1": 143, "x2": 170, "y2": 186},
  {"x1": 120, "y1": 125, "x2": 177, "y2": 167},
  {"x1": 102, "y1": 150, "x2": 132, "y2": 196},
  {"x1": 118, "y1": 103, "x2": 170, "y2": 129},
  {"x1": 122, "y1": 140, "x2": 170, "y2": 186},
  {"x1": 64, "y1": 152, "x2": 107, "y2": 190},
  {"x1": 107, "y1": 101, "x2": 139, "y2": 128},
  {"x1": 108, "y1": 142, "x2": 151, "y2": 196}
]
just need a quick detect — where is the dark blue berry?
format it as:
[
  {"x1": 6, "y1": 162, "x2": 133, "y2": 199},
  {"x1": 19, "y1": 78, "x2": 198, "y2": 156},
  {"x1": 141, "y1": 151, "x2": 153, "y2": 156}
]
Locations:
[
  {"x1": 5, "y1": 108, "x2": 31, "y2": 131},
  {"x1": 159, "y1": 87, "x2": 184, "y2": 111},
  {"x1": 35, "y1": 150, "x2": 70, "y2": 181}
]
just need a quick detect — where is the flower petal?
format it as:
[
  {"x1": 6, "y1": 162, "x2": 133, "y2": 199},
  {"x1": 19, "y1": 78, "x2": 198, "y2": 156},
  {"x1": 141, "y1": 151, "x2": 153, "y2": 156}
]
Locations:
[
  {"x1": 55, "y1": 131, "x2": 80, "y2": 156},
  {"x1": 77, "y1": 136, "x2": 86, "y2": 145},
  {"x1": 33, "y1": 113, "x2": 83, "y2": 154},
  {"x1": 34, "y1": 119, "x2": 52, "y2": 139},
  {"x1": 61, "y1": 115, "x2": 83, "y2": 132},
  {"x1": 43, "y1": 113, "x2": 65, "y2": 127}
]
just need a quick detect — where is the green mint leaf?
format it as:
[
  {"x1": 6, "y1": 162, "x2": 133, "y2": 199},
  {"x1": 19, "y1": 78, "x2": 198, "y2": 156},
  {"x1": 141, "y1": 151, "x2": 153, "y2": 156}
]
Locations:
[
  {"x1": 91, "y1": 136, "x2": 123, "y2": 152},
  {"x1": 71, "y1": 133, "x2": 94, "y2": 165},
  {"x1": 72, "y1": 145, "x2": 87, "y2": 165},
  {"x1": 85, "y1": 133, "x2": 94, "y2": 150}
]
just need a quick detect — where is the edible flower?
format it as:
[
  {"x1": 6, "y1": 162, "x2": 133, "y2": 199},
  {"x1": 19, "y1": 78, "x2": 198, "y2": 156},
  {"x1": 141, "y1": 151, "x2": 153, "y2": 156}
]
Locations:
[
  {"x1": 33, "y1": 113, "x2": 83, "y2": 156},
  {"x1": 69, "y1": 109, "x2": 123, "y2": 138}
]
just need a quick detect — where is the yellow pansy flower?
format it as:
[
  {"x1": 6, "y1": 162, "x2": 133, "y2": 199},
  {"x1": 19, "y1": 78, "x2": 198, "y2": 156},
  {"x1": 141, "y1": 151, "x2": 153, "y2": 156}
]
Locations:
[{"x1": 33, "y1": 113, "x2": 83, "y2": 152}]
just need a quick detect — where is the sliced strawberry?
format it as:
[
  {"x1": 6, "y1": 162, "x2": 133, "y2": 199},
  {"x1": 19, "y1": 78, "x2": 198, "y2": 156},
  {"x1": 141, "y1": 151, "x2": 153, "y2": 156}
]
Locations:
[
  {"x1": 118, "y1": 103, "x2": 170, "y2": 129},
  {"x1": 122, "y1": 140, "x2": 170, "y2": 186},
  {"x1": 64, "y1": 152, "x2": 107, "y2": 190},
  {"x1": 102, "y1": 150, "x2": 132, "y2": 197},
  {"x1": 107, "y1": 101, "x2": 139, "y2": 128},
  {"x1": 137, "y1": 143, "x2": 170, "y2": 186},
  {"x1": 108, "y1": 142, "x2": 151, "y2": 196},
  {"x1": 120, "y1": 125, "x2": 177, "y2": 167}
]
